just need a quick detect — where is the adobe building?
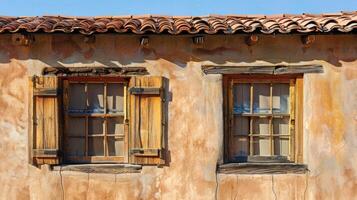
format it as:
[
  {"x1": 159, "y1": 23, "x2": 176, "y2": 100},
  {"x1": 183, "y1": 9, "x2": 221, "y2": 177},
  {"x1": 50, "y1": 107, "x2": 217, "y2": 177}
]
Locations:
[{"x1": 0, "y1": 12, "x2": 356, "y2": 199}]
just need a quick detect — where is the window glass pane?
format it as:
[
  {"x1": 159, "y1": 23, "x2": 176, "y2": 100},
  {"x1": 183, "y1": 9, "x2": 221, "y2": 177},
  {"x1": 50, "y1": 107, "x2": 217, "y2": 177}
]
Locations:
[
  {"x1": 69, "y1": 84, "x2": 86, "y2": 112},
  {"x1": 273, "y1": 84, "x2": 289, "y2": 114},
  {"x1": 253, "y1": 137, "x2": 270, "y2": 156},
  {"x1": 87, "y1": 84, "x2": 104, "y2": 113},
  {"x1": 230, "y1": 137, "x2": 249, "y2": 162},
  {"x1": 273, "y1": 118, "x2": 289, "y2": 135},
  {"x1": 88, "y1": 118, "x2": 104, "y2": 135},
  {"x1": 274, "y1": 137, "x2": 289, "y2": 156},
  {"x1": 253, "y1": 118, "x2": 269, "y2": 135},
  {"x1": 67, "y1": 118, "x2": 85, "y2": 136},
  {"x1": 253, "y1": 83, "x2": 270, "y2": 113},
  {"x1": 107, "y1": 83, "x2": 124, "y2": 113},
  {"x1": 66, "y1": 138, "x2": 85, "y2": 156},
  {"x1": 88, "y1": 137, "x2": 104, "y2": 156},
  {"x1": 233, "y1": 83, "x2": 250, "y2": 113},
  {"x1": 232, "y1": 116, "x2": 249, "y2": 135},
  {"x1": 107, "y1": 117, "x2": 124, "y2": 135},
  {"x1": 108, "y1": 137, "x2": 124, "y2": 156}
]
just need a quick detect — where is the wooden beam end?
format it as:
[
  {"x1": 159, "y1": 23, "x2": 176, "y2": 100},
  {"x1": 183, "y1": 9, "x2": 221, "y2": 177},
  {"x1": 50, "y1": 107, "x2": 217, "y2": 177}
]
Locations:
[
  {"x1": 84, "y1": 35, "x2": 96, "y2": 44},
  {"x1": 246, "y1": 35, "x2": 259, "y2": 46},
  {"x1": 12, "y1": 33, "x2": 34, "y2": 46},
  {"x1": 193, "y1": 36, "x2": 204, "y2": 45},
  {"x1": 301, "y1": 35, "x2": 315, "y2": 46},
  {"x1": 140, "y1": 36, "x2": 149, "y2": 47}
]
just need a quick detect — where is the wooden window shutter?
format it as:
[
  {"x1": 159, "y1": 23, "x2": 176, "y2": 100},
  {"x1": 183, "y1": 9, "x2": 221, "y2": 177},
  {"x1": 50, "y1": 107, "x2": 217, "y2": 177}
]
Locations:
[
  {"x1": 29, "y1": 76, "x2": 62, "y2": 166},
  {"x1": 129, "y1": 76, "x2": 165, "y2": 165}
]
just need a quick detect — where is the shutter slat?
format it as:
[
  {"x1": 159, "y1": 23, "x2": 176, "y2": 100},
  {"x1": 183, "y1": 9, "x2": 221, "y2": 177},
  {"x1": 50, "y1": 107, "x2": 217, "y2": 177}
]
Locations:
[
  {"x1": 34, "y1": 88, "x2": 61, "y2": 96},
  {"x1": 30, "y1": 76, "x2": 62, "y2": 166},
  {"x1": 129, "y1": 76, "x2": 165, "y2": 165}
]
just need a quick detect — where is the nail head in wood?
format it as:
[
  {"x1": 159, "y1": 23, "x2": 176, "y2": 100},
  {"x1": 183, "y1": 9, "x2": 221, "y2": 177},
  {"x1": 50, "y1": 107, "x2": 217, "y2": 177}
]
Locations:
[{"x1": 245, "y1": 35, "x2": 259, "y2": 46}]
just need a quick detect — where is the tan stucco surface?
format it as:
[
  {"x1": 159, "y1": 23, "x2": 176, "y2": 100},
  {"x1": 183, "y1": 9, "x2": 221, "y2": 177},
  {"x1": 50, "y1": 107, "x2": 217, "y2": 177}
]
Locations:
[{"x1": 0, "y1": 34, "x2": 356, "y2": 199}]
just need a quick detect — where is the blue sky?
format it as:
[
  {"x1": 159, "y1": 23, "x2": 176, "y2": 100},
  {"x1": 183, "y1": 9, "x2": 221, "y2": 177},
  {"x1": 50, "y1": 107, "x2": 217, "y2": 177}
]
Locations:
[{"x1": 1, "y1": 0, "x2": 357, "y2": 16}]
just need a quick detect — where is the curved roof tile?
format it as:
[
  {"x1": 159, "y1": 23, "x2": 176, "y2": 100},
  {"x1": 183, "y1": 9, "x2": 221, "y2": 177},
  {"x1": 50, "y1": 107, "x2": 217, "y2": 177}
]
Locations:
[{"x1": 1, "y1": 12, "x2": 357, "y2": 35}]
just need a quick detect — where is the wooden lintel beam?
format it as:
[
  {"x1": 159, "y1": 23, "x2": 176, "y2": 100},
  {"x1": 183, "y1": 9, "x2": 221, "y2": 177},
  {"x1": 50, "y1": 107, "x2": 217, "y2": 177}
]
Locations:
[
  {"x1": 42, "y1": 67, "x2": 149, "y2": 76},
  {"x1": 274, "y1": 65, "x2": 323, "y2": 74},
  {"x1": 202, "y1": 65, "x2": 323, "y2": 75},
  {"x1": 203, "y1": 66, "x2": 275, "y2": 74}
]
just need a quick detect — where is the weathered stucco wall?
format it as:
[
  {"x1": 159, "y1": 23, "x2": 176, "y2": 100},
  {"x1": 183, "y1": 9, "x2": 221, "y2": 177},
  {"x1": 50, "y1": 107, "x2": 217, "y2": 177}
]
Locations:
[{"x1": 0, "y1": 33, "x2": 356, "y2": 200}]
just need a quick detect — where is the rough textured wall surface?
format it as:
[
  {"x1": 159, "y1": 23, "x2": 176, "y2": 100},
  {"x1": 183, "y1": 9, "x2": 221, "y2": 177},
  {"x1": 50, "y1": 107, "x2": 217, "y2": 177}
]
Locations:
[{"x1": 0, "y1": 34, "x2": 356, "y2": 200}]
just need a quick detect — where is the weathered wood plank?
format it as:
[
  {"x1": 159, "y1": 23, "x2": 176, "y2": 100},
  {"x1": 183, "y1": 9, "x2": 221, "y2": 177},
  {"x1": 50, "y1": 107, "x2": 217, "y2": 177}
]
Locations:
[
  {"x1": 130, "y1": 148, "x2": 160, "y2": 157},
  {"x1": 203, "y1": 66, "x2": 275, "y2": 74},
  {"x1": 28, "y1": 77, "x2": 34, "y2": 165},
  {"x1": 295, "y1": 78, "x2": 304, "y2": 163},
  {"x1": 218, "y1": 163, "x2": 308, "y2": 174},
  {"x1": 32, "y1": 76, "x2": 62, "y2": 166},
  {"x1": 43, "y1": 76, "x2": 57, "y2": 151},
  {"x1": 129, "y1": 76, "x2": 164, "y2": 165},
  {"x1": 202, "y1": 65, "x2": 323, "y2": 75},
  {"x1": 32, "y1": 149, "x2": 60, "y2": 158},
  {"x1": 246, "y1": 155, "x2": 290, "y2": 163},
  {"x1": 274, "y1": 65, "x2": 323, "y2": 74},
  {"x1": 53, "y1": 164, "x2": 142, "y2": 174},
  {"x1": 43, "y1": 67, "x2": 148, "y2": 76},
  {"x1": 34, "y1": 88, "x2": 61, "y2": 96},
  {"x1": 129, "y1": 87, "x2": 161, "y2": 95}
]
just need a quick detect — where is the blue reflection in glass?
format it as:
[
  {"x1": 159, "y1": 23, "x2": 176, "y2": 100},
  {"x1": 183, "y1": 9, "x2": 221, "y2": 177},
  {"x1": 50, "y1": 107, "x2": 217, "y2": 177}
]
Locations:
[
  {"x1": 253, "y1": 105, "x2": 270, "y2": 113},
  {"x1": 273, "y1": 84, "x2": 289, "y2": 114},
  {"x1": 87, "y1": 108, "x2": 104, "y2": 113},
  {"x1": 233, "y1": 104, "x2": 250, "y2": 114},
  {"x1": 233, "y1": 83, "x2": 250, "y2": 114}
]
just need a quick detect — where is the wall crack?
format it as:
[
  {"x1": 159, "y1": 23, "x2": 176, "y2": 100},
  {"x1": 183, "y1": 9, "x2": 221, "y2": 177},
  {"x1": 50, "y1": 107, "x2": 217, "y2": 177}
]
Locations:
[
  {"x1": 303, "y1": 171, "x2": 309, "y2": 200},
  {"x1": 272, "y1": 175, "x2": 277, "y2": 200},
  {"x1": 86, "y1": 172, "x2": 90, "y2": 199},
  {"x1": 233, "y1": 175, "x2": 239, "y2": 200},
  {"x1": 214, "y1": 173, "x2": 219, "y2": 200},
  {"x1": 59, "y1": 166, "x2": 65, "y2": 200}
]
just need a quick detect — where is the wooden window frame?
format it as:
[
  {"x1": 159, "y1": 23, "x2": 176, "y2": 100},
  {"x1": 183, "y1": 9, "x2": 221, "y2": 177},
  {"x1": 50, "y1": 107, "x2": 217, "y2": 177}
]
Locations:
[
  {"x1": 62, "y1": 76, "x2": 130, "y2": 164},
  {"x1": 223, "y1": 74, "x2": 304, "y2": 164}
]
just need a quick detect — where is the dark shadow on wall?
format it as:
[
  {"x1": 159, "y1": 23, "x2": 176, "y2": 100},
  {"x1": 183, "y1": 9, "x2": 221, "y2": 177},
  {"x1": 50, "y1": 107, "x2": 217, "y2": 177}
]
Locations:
[
  {"x1": 1, "y1": 34, "x2": 357, "y2": 69},
  {"x1": 163, "y1": 77, "x2": 171, "y2": 166}
]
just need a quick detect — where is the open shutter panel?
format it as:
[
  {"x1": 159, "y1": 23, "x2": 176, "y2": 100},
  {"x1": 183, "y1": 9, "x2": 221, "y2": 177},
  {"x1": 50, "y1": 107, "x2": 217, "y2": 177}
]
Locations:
[
  {"x1": 30, "y1": 76, "x2": 62, "y2": 166},
  {"x1": 129, "y1": 76, "x2": 165, "y2": 165}
]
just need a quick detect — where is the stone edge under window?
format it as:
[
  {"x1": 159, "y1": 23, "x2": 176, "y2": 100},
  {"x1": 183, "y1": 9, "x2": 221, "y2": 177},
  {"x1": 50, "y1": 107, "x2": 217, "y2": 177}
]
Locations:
[
  {"x1": 52, "y1": 164, "x2": 142, "y2": 174},
  {"x1": 217, "y1": 163, "x2": 308, "y2": 174}
]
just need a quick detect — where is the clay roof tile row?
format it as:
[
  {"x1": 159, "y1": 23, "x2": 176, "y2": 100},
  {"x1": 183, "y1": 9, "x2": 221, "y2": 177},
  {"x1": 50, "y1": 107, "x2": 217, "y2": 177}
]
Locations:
[{"x1": 1, "y1": 12, "x2": 357, "y2": 35}]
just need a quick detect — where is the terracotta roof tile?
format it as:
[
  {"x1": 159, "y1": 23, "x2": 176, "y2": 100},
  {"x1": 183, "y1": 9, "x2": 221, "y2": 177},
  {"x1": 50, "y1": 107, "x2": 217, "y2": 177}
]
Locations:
[{"x1": 1, "y1": 12, "x2": 357, "y2": 35}]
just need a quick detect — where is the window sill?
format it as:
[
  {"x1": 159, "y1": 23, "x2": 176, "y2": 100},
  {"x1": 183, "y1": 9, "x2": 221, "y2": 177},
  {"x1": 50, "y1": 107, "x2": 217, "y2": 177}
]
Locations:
[
  {"x1": 217, "y1": 163, "x2": 308, "y2": 174},
  {"x1": 52, "y1": 164, "x2": 142, "y2": 174}
]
